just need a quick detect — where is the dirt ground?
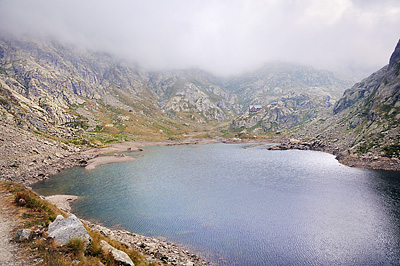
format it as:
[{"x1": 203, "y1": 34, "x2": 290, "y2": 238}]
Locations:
[{"x1": 0, "y1": 191, "x2": 34, "y2": 266}]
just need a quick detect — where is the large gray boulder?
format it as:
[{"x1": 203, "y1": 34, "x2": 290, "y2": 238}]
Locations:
[
  {"x1": 100, "y1": 240, "x2": 134, "y2": 266},
  {"x1": 48, "y1": 214, "x2": 91, "y2": 247}
]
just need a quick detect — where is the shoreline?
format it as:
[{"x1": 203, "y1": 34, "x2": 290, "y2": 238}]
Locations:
[
  {"x1": 268, "y1": 139, "x2": 400, "y2": 171},
  {"x1": 42, "y1": 193, "x2": 212, "y2": 265},
  {"x1": 83, "y1": 137, "x2": 278, "y2": 170},
  {"x1": 5, "y1": 136, "x2": 400, "y2": 266},
  {"x1": 85, "y1": 154, "x2": 137, "y2": 170},
  {"x1": 44, "y1": 194, "x2": 79, "y2": 212},
  {"x1": 21, "y1": 137, "x2": 276, "y2": 265}
]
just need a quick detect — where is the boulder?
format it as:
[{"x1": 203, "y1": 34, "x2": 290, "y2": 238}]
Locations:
[
  {"x1": 15, "y1": 229, "x2": 31, "y2": 242},
  {"x1": 48, "y1": 214, "x2": 91, "y2": 247},
  {"x1": 100, "y1": 240, "x2": 134, "y2": 266}
]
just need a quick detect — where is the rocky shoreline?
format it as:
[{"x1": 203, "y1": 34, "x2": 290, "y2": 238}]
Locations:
[
  {"x1": 42, "y1": 194, "x2": 211, "y2": 265},
  {"x1": 0, "y1": 122, "x2": 217, "y2": 265},
  {"x1": 85, "y1": 221, "x2": 210, "y2": 266},
  {"x1": 3, "y1": 122, "x2": 399, "y2": 265},
  {"x1": 268, "y1": 138, "x2": 400, "y2": 171}
]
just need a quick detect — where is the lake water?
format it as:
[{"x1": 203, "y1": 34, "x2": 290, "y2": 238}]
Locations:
[{"x1": 32, "y1": 143, "x2": 400, "y2": 265}]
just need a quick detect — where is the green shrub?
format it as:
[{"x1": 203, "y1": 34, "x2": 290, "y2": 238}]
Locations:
[{"x1": 383, "y1": 144, "x2": 400, "y2": 157}]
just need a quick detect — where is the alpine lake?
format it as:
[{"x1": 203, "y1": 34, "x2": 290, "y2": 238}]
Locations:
[{"x1": 32, "y1": 143, "x2": 400, "y2": 266}]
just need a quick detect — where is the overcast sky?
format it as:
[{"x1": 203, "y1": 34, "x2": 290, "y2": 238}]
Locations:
[{"x1": 0, "y1": 0, "x2": 399, "y2": 77}]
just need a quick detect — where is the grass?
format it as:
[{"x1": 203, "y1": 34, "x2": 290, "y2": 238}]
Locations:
[{"x1": 0, "y1": 181, "x2": 159, "y2": 266}]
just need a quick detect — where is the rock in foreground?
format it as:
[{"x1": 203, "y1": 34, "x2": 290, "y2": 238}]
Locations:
[{"x1": 48, "y1": 214, "x2": 91, "y2": 247}]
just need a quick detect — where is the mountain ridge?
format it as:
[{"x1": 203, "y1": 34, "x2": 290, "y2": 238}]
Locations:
[
  {"x1": 283, "y1": 38, "x2": 400, "y2": 169},
  {"x1": 1, "y1": 35, "x2": 400, "y2": 172},
  {"x1": 0, "y1": 36, "x2": 353, "y2": 142}
]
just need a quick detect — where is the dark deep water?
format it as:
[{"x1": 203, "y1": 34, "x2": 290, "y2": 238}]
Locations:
[{"x1": 32, "y1": 143, "x2": 400, "y2": 265}]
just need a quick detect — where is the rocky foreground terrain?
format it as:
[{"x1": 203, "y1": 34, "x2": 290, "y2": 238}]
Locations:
[{"x1": 0, "y1": 121, "x2": 212, "y2": 265}]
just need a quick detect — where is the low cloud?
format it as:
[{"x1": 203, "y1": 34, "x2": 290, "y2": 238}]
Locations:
[{"x1": 1, "y1": 0, "x2": 399, "y2": 77}]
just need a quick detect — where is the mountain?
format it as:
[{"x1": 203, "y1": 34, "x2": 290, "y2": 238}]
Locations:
[
  {"x1": 292, "y1": 39, "x2": 400, "y2": 164},
  {"x1": 148, "y1": 69, "x2": 236, "y2": 123},
  {"x1": 0, "y1": 37, "x2": 234, "y2": 141},
  {"x1": 0, "y1": 36, "x2": 354, "y2": 144},
  {"x1": 228, "y1": 63, "x2": 354, "y2": 134}
]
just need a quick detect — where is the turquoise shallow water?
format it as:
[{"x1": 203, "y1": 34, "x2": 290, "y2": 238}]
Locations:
[{"x1": 32, "y1": 143, "x2": 400, "y2": 265}]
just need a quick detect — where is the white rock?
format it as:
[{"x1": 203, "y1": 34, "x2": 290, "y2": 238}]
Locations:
[
  {"x1": 100, "y1": 240, "x2": 134, "y2": 266},
  {"x1": 48, "y1": 214, "x2": 91, "y2": 247}
]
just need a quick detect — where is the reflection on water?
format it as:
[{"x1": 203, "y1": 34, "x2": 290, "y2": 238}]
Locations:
[{"x1": 32, "y1": 143, "x2": 400, "y2": 266}]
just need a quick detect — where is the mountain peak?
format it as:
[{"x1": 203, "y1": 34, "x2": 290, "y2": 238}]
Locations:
[{"x1": 388, "y1": 39, "x2": 400, "y2": 71}]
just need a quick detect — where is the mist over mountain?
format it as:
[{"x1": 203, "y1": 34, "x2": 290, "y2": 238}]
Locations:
[
  {"x1": 0, "y1": 35, "x2": 358, "y2": 141},
  {"x1": 0, "y1": 0, "x2": 399, "y2": 78}
]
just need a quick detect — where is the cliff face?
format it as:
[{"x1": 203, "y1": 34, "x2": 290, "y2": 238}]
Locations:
[{"x1": 294, "y1": 39, "x2": 400, "y2": 159}]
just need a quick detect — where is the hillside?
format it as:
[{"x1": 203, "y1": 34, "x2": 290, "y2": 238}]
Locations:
[
  {"x1": 148, "y1": 69, "x2": 236, "y2": 122},
  {"x1": 289, "y1": 39, "x2": 400, "y2": 168},
  {"x1": 0, "y1": 37, "x2": 232, "y2": 141},
  {"x1": 0, "y1": 36, "x2": 355, "y2": 144},
  {"x1": 228, "y1": 63, "x2": 354, "y2": 134}
]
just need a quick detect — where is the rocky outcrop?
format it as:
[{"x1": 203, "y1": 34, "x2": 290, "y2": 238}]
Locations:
[
  {"x1": 389, "y1": 39, "x2": 400, "y2": 70},
  {"x1": 228, "y1": 63, "x2": 353, "y2": 134},
  {"x1": 230, "y1": 99, "x2": 323, "y2": 134},
  {"x1": 333, "y1": 66, "x2": 388, "y2": 114},
  {"x1": 48, "y1": 214, "x2": 91, "y2": 247}
]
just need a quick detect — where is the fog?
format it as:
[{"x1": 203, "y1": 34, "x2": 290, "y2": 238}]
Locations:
[{"x1": 1, "y1": 0, "x2": 399, "y2": 77}]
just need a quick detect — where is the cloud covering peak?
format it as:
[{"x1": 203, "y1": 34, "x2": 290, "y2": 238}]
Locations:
[{"x1": 1, "y1": 0, "x2": 399, "y2": 77}]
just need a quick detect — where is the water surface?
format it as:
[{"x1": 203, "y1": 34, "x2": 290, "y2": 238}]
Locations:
[{"x1": 32, "y1": 143, "x2": 400, "y2": 265}]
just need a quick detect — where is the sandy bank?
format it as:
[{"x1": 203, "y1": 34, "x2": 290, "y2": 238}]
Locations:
[
  {"x1": 45, "y1": 195, "x2": 78, "y2": 212},
  {"x1": 83, "y1": 138, "x2": 234, "y2": 170},
  {"x1": 85, "y1": 155, "x2": 136, "y2": 170},
  {"x1": 82, "y1": 138, "x2": 227, "y2": 170}
]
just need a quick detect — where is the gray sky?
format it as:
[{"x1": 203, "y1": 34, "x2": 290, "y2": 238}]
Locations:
[{"x1": 1, "y1": 0, "x2": 399, "y2": 77}]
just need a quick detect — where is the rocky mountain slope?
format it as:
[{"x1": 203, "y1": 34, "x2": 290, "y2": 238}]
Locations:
[
  {"x1": 148, "y1": 69, "x2": 236, "y2": 123},
  {"x1": 291, "y1": 39, "x2": 400, "y2": 164},
  {"x1": 229, "y1": 63, "x2": 354, "y2": 134},
  {"x1": 0, "y1": 37, "x2": 234, "y2": 140},
  {"x1": 0, "y1": 36, "x2": 354, "y2": 143}
]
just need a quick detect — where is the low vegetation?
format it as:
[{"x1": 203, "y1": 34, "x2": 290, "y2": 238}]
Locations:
[{"x1": 0, "y1": 182, "x2": 158, "y2": 266}]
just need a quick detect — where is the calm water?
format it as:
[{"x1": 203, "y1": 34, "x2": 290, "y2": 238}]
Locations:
[{"x1": 32, "y1": 143, "x2": 400, "y2": 265}]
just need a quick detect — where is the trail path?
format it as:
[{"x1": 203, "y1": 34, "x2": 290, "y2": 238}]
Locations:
[{"x1": 0, "y1": 194, "x2": 32, "y2": 266}]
